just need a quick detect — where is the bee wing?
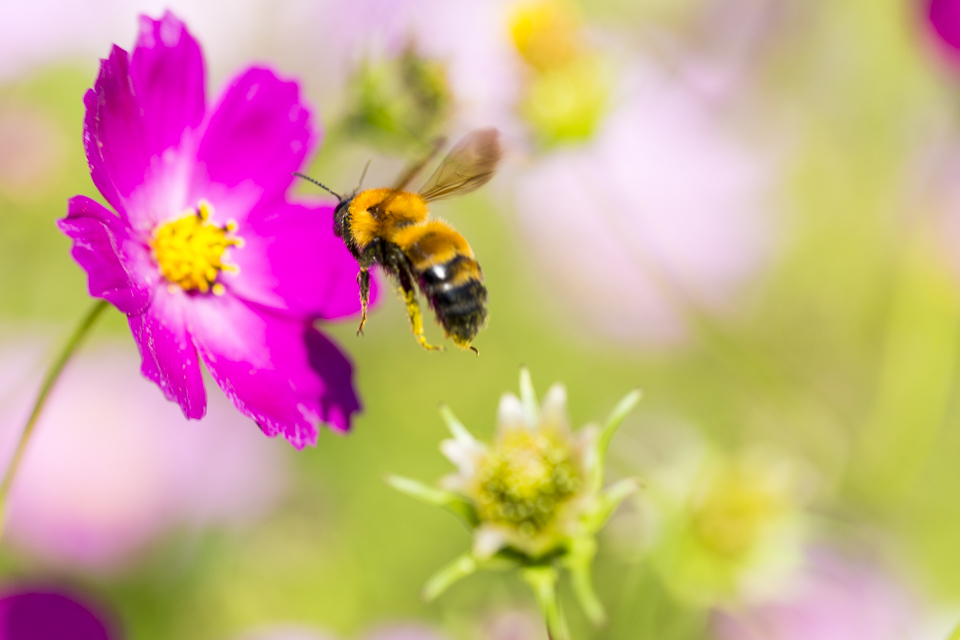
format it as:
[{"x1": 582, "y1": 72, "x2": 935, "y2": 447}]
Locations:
[
  {"x1": 418, "y1": 128, "x2": 502, "y2": 203},
  {"x1": 373, "y1": 137, "x2": 447, "y2": 213}
]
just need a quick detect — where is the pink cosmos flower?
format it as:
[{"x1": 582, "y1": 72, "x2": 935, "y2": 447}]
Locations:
[
  {"x1": 57, "y1": 12, "x2": 374, "y2": 447},
  {"x1": 0, "y1": 586, "x2": 116, "y2": 640},
  {"x1": 0, "y1": 340, "x2": 288, "y2": 574},
  {"x1": 710, "y1": 549, "x2": 918, "y2": 640}
]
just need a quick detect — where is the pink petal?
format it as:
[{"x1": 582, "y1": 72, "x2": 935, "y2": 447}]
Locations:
[
  {"x1": 225, "y1": 199, "x2": 376, "y2": 319},
  {"x1": 83, "y1": 45, "x2": 149, "y2": 219},
  {"x1": 56, "y1": 196, "x2": 153, "y2": 316},
  {"x1": 131, "y1": 11, "x2": 205, "y2": 160},
  {"x1": 190, "y1": 68, "x2": 315, "y2": 222},
  {"x1": 188, "y1": 295, "x2": 361, "y2": 448},
  {"x1": 128, "y1": 288, "x2": 206, "y2": 419}
]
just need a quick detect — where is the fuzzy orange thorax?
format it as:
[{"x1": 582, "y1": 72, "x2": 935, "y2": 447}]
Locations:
[{"x1": 347, "y1": 188, "x2": 429, "y2": 249}]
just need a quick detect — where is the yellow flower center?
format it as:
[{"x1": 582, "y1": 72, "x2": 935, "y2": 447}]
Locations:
[
  {"x1": 510, "y1": 1, "x2": 582, "y2": 72},
  {"x1": 473, "y1": 428, "x2": 581, "y2": 538},
  {"x1": 509, "y1": 1, "x2": 609, "y2": 146},
  {"x1": 151, "y1": 201, "x2": 242, "y2": 295},
  {"x1": 691, "y1": 466, "x2": 784, "y2": 558}
]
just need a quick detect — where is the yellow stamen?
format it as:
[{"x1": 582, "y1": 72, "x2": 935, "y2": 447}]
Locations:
[
  {"x1": 691, "y1": 464, "x2": 786, "y2": 558},
  {"x1": 152, "y1": 201, "x2": 242, "y2": 294}
]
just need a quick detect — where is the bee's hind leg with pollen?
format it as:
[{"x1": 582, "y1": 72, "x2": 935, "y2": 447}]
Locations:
[
  {"x1": 397, "y1": 270, "x2": 443, "y2": 352},
  {"x1": 356, "y1": 268, "x2": 370, "y2": 335}
]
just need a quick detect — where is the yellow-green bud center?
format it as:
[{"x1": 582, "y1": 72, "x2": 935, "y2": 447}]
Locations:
[
  {"x1": 473, "y1": 429, "x2": 581, "y2": 538},
  {"x1": 151, "y1": 201, "x2": 242, "y2": 295},
  {"x1": 691, "y1": 467, "x2": 784, "y2": 558}
]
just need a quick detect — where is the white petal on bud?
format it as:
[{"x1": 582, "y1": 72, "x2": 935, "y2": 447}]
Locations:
[
  {"x1": 497, "y1": 393, "x2": 529, "y2": 431},
  {"x1": 440, "y1": 437, "x2": 486, "y2": 478},
  {"x1": 540, "y1": 383, "x2": 570, "y2": 433}
]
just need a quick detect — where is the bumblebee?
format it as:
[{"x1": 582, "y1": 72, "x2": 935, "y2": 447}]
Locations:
[{"x1": 296, "y1": 129, "x2": 501, "y2": 352}]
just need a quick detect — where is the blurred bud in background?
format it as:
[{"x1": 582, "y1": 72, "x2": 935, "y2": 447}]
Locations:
[
  {"x1": 340, "y1": 46, "x2": 453, "y2": 151},
  {"x1": 635, "y1": 432, "x2": 813, "y2": 607},
  {"x1": 0, "y1": 339, "x2": 289, "y2": 575},
  {"x1": 0, "y1": 585, "x2": 117, "y2": 639},
  {"x1": 308, "y1": 0, "x2": 522, "y2": 145},
  {"x1": 710, "y1": 548, "x2": 920, "y2": 640}
]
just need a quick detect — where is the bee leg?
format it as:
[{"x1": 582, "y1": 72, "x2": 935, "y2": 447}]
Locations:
[
  {"x1": 356, "y1": 268, "x2": 370, "y2": 336},
  {"x1": 399, "y1": 283, "x2": 443, "y2": 352}
]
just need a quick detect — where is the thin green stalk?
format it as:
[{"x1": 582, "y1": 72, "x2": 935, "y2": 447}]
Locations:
[
  {"x1": 0, "y1": 300, "x2": 109, "y2": 533},
  {"x1": 521, "y1": 566, "x2": 567, "y2": 640}
]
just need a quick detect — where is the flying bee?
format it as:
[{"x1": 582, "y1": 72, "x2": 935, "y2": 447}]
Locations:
[{"x1": 295, "y1": 128, "x2": 502, "y2": 353}]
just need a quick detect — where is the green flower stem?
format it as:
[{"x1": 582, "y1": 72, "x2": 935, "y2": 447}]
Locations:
[
  {"x1": 521, "y1": 566, "x2": 567, "y2": 640},
  {"x1": 0, "y1": 300, "x2": 109, "y2": 534}
]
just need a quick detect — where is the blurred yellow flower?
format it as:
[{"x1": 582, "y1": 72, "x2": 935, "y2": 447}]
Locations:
[{"x1": 644, "y1": 444, "x2": 811, "y2": 607}]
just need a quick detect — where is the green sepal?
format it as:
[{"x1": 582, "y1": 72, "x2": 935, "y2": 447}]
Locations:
[
  {"x1": 589, "y1": 389, "x2": 642, "y2": 493},
  {"x1": 562, "y1": 537, "x2": 606, "y2": 626},
  {"x1": 386, "y1": 475, "x2": 479, "y2": 529},
  {"x1": 422, "y1": 553, "x2": 478, "y2": 602},
  {"x1": 422, "y1": 553, "x2": 516, "y2": 601},
  {"x1": 584, "y1": 477, "x2": 640, "y2": 532},
  {"x1": 439, "y1": 404, "x2": 477, "y2": 445}
]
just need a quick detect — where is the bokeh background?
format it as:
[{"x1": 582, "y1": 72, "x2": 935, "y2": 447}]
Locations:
[{"x1": 3, "y1": 0, "x2": 960, "y2": 638}]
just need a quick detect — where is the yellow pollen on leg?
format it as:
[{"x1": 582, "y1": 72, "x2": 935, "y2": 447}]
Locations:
[{"x1": 151, "y1": 200, "x2": 242, "y2": 294}]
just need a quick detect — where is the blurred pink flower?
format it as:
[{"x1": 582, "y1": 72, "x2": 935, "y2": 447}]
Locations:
[
  {"x1": 0, "y1": 105, "x2": 66, "y2": 202},
  {"x1": 0, "y1": 340, "x2": 289, "y2": 574},
  {"x1": 710, "y1": 549, "x2": 918, "y2": 640},
  {"x1": 479, "y1": 609, "x2": 546, "y2": 640},
  {"x1": 235, "y1": 623, "x2": 448, "y2": 640},
  {"x1": 514, "y1": 63, "x2": 775, "y2": 346},
  {"x1": 363, "y1": 624, "x2": 449, "y2": 640},
  {"x1": 0, "y1": 586, "x2": 117, "y2": 640},
  {"x1": 0, "y1": 0, "x2": 279, "y2": 82}
]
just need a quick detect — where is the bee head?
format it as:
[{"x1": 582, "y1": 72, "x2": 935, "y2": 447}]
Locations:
[{"x1": 333, "y1": 197, "x2": 353, "y2": 241}]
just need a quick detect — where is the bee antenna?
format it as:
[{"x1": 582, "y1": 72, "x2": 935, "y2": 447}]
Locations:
[
  {"x1": 357, "y1": 159, "x2": 372, "y2": 190},
  {"x1": 293, "y1": 172, "x2": 342, "y2": 201}
]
